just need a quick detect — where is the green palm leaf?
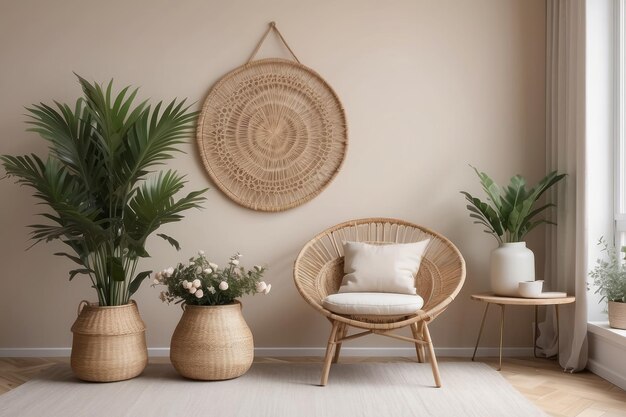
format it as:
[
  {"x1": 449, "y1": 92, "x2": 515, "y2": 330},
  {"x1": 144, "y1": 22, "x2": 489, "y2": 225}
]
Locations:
[
  {"x1": 1, "y1": 75, "x2": 206, "y2": 306},
  {"x1": 461, "y1": 167, "x2": 565, "y2": 244}
]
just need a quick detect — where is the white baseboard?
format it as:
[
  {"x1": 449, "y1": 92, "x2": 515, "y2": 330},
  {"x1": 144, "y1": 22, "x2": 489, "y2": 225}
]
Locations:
[
  {"x1": 587, "y1": 358, "x2": 626, "y2": 391},
  {"x1": 0, "y1": 346, "x2": 534, "y2": 358}
]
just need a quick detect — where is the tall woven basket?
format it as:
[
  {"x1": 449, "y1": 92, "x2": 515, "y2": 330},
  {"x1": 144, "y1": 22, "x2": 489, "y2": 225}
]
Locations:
[
  {"x1": 170, "y1": 301, "x2": 254, "y2": 380},
  {"x1": 70, "y1": 300, "x2": 148, "y2": 382}
]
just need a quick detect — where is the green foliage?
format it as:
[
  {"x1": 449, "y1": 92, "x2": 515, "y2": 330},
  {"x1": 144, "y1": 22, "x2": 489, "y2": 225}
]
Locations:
[
  {"x1": 0, "y1": 75, "x2": 207, "y2": 306},
  {"x1": 153, "y1": 252, "x2": 270, "y2": 306},
  {"x1": 460, "y1": 166, "x2": 565, "y2": 243},
  {"x1": 589, "y1": 238, "x2": 626, "y2": 303}
]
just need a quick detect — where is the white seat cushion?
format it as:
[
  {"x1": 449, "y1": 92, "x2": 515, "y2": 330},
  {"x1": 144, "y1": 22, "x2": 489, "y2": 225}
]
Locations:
[{"x1": 322, "y1": 292, "x2": 424, "y2": 316}]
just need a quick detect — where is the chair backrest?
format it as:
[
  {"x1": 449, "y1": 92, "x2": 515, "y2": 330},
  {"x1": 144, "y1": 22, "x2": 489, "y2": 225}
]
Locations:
[{"x1": 293, "y1": 218, "x2": 466, "y2": 317}]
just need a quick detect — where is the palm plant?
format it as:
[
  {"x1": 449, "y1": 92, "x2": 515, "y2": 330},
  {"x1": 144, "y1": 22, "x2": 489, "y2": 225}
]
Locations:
[
  {"x1": 461, "y1": 166, "x2": 565, "y2": 244},
  {"x1": 1, "y1": 75, "x2": 207, "y2": 306}
]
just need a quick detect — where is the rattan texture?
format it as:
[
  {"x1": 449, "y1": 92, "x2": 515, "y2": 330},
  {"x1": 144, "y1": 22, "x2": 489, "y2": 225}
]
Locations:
[
  {"x1": 293, "y1": 218, "x2": 466, "y2": 386},
  {"x1": 70, "y1": 301, "x2": 148, "y2": 382},
  {"x1": 197, "y1": 58, "x2": 347, "y2": 212},
  {"x1": 170, "y1": 301, "x2": 254, "y2": 380}
]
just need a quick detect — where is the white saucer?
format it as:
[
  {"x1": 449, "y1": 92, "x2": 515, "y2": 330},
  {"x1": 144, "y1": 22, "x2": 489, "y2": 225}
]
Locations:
[{"x1": 522, "y1": 291, "x2": 567, "y2": 299}]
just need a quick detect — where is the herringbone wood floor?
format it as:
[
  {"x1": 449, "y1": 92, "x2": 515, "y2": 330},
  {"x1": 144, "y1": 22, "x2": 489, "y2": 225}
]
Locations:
[{"x1": 0, "y1": 357, "x2": 624, "y2": 416}]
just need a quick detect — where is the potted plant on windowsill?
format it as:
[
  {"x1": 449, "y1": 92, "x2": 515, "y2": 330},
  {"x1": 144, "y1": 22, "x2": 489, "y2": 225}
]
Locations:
[
  {"x1": 153, "y1": 251, "x2": 270, "y2": 380},
  {"x1": 589, "y1": 238, "x2": 626, "y2": 329},
  {"x1": 0, "y1": 75, "x2": 206, "y2": 382},
  {"x1": 461, "y1": 167, "x2": 565, "y2": 296}
]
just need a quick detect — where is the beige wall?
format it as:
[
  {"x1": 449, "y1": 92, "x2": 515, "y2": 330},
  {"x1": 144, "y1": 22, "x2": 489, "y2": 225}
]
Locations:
[{"x1": 0, "y1": 0, "x2": 546, "y2": 352}]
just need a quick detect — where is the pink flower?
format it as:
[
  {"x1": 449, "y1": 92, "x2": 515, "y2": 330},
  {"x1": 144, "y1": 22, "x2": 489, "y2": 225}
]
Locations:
[
  {"x1": 219, "y1": 281, "x2": 229, "y2": 291},
  {"x1": 195, "y1": 289, "x2": 204, "y2": 298}
]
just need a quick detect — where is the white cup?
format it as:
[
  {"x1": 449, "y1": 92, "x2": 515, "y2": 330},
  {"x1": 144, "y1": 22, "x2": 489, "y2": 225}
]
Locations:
[{"x1": 518, "y1": 280, "x2": 544, "y2": 298}]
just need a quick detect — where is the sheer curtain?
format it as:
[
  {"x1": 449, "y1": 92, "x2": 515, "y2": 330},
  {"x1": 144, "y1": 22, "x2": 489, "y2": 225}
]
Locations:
[{"x1": 538, "y1": 0, "x2": 588, "y2": 371}]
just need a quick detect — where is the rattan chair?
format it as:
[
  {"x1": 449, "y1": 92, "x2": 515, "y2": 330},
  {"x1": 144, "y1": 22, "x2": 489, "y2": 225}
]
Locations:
[{"x1": 293, "y1": 218, "x2": 466, "y2": 387}]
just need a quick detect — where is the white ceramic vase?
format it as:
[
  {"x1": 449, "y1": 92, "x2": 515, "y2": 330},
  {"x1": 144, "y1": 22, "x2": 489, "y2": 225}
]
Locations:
[{"x1": 490, "y1": 242, "x2": 535, "y2": 296}]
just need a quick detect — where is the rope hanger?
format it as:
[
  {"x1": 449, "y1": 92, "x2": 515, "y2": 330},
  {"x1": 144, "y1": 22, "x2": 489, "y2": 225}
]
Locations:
[{"x1": 247, "y1": 21, "x2": 301, "y2": 64}]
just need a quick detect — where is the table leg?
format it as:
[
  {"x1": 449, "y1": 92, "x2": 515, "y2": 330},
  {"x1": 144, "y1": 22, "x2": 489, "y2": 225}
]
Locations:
[
  {"x1": 472, "y1": 303, "x2": 490, "y2": 361},
  {"x1": 534, "y1": 305, "x2": 540, "y2": 358},
  {"x1": 498, "y1": 304, "x2": 505, "y2": 371},
  {"x1": 555, "y1": 304, "x2": 560, "y2": 360}
]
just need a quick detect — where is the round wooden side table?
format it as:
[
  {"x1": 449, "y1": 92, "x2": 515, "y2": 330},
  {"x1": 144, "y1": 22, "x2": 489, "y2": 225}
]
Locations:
[{"x1": 470, "y1": 292, "x2": 576, "y2": 371}]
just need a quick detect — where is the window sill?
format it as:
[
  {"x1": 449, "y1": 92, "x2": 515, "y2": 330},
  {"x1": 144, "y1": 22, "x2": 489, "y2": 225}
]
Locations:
[{"x1": 587, "y1": 322, "x2": 626, "y2": 347}]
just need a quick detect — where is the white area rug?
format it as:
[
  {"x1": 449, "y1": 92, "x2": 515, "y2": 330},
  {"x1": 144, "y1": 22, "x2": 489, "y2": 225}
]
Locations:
[{"x1": 0, "y1": 362, "x2": 546, "y2": 417}]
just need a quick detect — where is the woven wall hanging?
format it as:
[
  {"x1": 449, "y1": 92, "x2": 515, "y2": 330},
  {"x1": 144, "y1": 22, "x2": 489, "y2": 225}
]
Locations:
[{"x1": 197, "y1": 22, "x2": 348, "y2": 212}]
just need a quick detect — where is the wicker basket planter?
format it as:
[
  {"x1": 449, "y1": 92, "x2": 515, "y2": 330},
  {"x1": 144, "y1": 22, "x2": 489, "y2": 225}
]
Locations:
[
  {"x1": 608, "y1": 301, "x2": 626, "y2": 330},
  {"x1": 170, "y1": 301, "x2": 253, "y2": 380},
  {"x1": 70, "y1": 300, "x2": 148, "y2": 382}
]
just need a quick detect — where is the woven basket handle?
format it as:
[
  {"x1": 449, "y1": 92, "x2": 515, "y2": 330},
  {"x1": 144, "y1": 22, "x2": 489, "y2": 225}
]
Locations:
[
  {"x1": 247, "y1": 21, "x2": 301, "y2": 64},
  {"x1": 77, "y1": 300, "x2": 90, "y2": 316}
]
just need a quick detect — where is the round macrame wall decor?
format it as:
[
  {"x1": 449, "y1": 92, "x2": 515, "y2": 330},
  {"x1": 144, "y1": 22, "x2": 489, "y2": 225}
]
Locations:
[{"x1": 197, "y1": 23, "x2": 347, "y2": 212}]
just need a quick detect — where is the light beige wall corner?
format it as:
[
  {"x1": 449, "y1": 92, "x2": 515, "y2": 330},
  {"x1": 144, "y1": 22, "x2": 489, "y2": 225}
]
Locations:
[{"x1": 0, "y1": 0, "x2": 546, "y2": 351}]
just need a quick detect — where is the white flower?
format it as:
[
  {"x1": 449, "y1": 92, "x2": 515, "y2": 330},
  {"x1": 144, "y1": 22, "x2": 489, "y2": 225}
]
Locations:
[
  {"x1": 192, "y1": 279, "x2": 201, "y2": 288},
  {"x1": 209, "y1": 262, "x2": 218, "y2": 269},
  {"x1": 203, "y1": 268, "x2": 212, "y2": 274},
  {"x1": 164, "y1": 267, "x2": 174, "y2": 277},
  {"x1": 195, "y1": 266, "x2": 203, "y2": 275},
  {"x1": 254, "y1": 265, "x2": 262, "y2": 271},
  {"x1": 256, "y1": 281, "x2": 267, "y2": 293},
  {"x1": 236, "y1": 253, "x2": 243, "y2": 258},
  {"x1": 198, "y1": 250, "x2": 205, "y2": 256},
  {"x1": 233, "y1": 268, "x2": 241, "y2": 276},
  {"x1": 182, "y1": 280, "x2": 190, "y2": 289},
  {"x1": 208, "y1": 286, "x2": 216, "y2": 294},
  {"x1": 263, "y1": 284, "x2": 272, "y2": 295},
  {"x1": 194, "y1": 289, "x2": 204, "y2": 298},
  {"x1": 230, "y1": 259, "x2": 239, "y2": 266},
  {"x1": 188, "y1": 286, "x2": 197, "y2": 294},
  {"x1": 219, "y1": 281, "x2": 229, "y2": 291}
]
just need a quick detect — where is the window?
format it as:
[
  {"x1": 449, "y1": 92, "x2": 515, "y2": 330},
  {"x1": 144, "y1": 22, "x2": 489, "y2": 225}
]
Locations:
[{"x1": 616, "y1": 0, "x2": 626, "y2": 248}]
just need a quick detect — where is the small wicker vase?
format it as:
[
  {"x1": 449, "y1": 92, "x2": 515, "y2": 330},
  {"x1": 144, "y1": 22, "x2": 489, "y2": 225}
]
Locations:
[
  {"x1": 608, "y1": 301, "x2": 626, "y2": 330},
  {"x1": 170, "y1": 301, "x2": 254, "y2": 380},
  {"x1": 70, "y1": 300, "x2": 148, "y2": 382}
]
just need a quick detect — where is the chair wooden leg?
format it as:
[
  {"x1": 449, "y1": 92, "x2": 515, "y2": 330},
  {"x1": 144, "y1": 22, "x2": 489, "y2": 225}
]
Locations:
[
  {"x1": 418, "y1": 323, "x2": 426, "y2": 362},
  {"x1": 410, "y1": 322, "x2": 425, "y2": 363},
  {"x1": 320, "y1": 320, "x2": 340, "y2": 386},
  {"x1": 423, "y1": 323, "x2": 442, "y2": 388},
  {"x1": 333, "y1": 323, "x2": 348, "y2": 363}
]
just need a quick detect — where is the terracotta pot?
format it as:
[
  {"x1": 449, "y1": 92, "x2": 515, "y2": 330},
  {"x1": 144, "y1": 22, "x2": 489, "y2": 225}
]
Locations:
[
  {"x1": 70, "y1": 300, "x2": 148, "y2": 382},
  {"x1": 608, "y1": 301, "x2": 626, "y2": 330},
  {"x1": 170, "y1": 301, "x2": 254, "y2": 380}
]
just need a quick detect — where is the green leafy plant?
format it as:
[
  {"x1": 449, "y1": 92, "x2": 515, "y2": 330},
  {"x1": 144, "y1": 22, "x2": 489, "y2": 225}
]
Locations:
[
  {"x1": 461, "y1": 166, "x2": 565, "y2": 243},
  {"x1": 589, "y1": 237, "x2": 626, "y2": 303},
  {"x1": 0, "y1": 75, "x2": 207, "y2": 306},
  {"x1": 153, "y1": 252, "x2": 270, "y2": 306}
]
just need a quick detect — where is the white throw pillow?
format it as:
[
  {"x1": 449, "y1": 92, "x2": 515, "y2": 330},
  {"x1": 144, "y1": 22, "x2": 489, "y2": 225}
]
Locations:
[{"x1": 338, "y1": 240, "x2": 430, "y2": 295}]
